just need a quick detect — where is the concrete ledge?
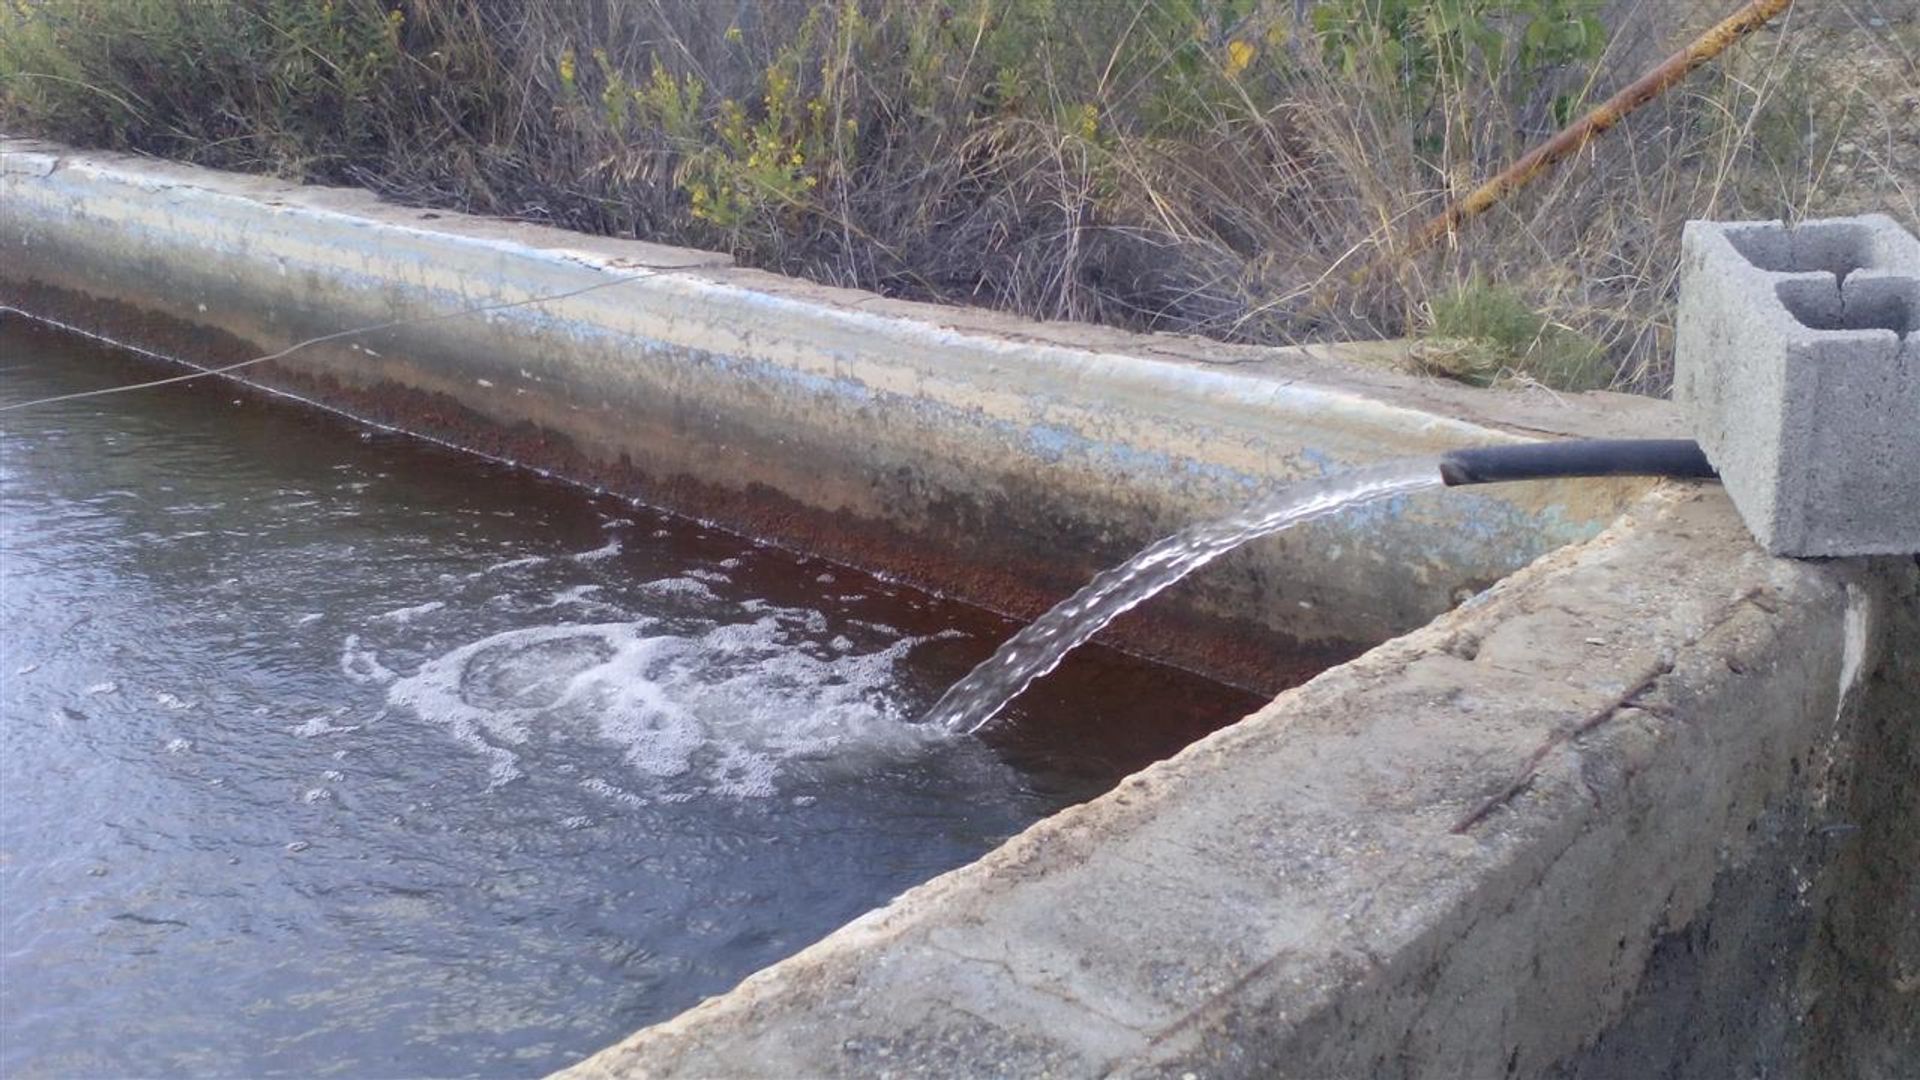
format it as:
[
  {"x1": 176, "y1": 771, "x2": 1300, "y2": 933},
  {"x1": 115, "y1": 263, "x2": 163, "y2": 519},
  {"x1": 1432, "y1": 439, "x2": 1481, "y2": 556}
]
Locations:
[
  {"x1": 1, "y1": 137, "x2": 1678, "y2": 688},
  {"x1": 557, "y1": 486, "x2": 1915, "y2": 1078}
]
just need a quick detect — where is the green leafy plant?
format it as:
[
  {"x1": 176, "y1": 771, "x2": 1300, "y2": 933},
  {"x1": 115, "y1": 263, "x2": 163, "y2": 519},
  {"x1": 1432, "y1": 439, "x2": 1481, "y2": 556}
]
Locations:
[{"x1": 1311, "y1": 0, "x2": 1607, "y2": 124}]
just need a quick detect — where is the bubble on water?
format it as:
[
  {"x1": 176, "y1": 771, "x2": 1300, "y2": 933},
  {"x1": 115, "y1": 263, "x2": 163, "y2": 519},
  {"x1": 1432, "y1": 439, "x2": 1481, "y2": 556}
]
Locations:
[
  {"x1": 386, "y1": 613, "x2": 946, "y2": 797},
  {"x1": 154, "y1": 692, "x2": 193, "y2": 711},
  {"x1": 302, "y1": 788, "x2": 333, "y2": 804},
  {"x1": 85, "y1": 681, "x2": 119, "y2": 696},
  {"x1": 165, "y1": 738, "x2": 191, "y2": 754}
]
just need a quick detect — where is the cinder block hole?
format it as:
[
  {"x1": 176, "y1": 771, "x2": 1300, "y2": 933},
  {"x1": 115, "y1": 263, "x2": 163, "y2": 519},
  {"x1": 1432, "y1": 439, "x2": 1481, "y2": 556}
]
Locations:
[
  {"x1": 1777, "y1": 279, "x2": 1917, "y2": 336},
  {"x1": 1728, "y1": 221, "x2": 1877, "y2": 280}
]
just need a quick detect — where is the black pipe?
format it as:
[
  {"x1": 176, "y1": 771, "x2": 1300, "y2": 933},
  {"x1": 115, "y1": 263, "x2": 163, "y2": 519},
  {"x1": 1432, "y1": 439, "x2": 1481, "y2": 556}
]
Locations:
[{"x1": 1438, "y1": 438, "x2": 1717, "y2": 487}]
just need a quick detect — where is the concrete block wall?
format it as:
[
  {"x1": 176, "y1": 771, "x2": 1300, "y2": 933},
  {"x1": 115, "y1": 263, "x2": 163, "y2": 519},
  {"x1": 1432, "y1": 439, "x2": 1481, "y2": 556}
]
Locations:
[{"x1": 1675, "y1": 215, "x2": 1920, "y2": 556}]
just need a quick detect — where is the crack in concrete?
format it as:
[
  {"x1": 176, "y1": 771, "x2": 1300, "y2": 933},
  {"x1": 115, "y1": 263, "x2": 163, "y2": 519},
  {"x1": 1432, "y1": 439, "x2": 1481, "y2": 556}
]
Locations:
[
  {"x1": 1450, "y1": 584, "x2": 1782, "y2": 834},
  {"x1": 1449, "y1": 660, "x2": 1673, "y2": 834},
  {"x1": 920, "y1": 939, "x2": 1148, "y2": 1039}
]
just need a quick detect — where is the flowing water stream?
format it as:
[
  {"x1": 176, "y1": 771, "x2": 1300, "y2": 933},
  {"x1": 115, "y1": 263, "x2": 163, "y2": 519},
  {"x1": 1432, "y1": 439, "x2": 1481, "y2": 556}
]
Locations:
[
  {"x1": 0, "y1": 315, "x2": 1269, "y2": 1077},
  {"x1": 923, "y1": 460, "x2": 1445, "y2": 734}
]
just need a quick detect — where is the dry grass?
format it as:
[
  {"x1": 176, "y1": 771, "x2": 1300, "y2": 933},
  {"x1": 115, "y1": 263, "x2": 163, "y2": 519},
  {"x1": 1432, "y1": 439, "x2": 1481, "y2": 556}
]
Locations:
[{"x1": 2, "y1": 0, "x2": 1913, "y2": 393}]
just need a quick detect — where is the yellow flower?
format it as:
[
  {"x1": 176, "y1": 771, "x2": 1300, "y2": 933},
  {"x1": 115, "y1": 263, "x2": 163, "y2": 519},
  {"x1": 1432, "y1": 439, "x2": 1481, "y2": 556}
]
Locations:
[
  {"x1": 1225, "y1": 40, "x2": 1256, "y2": 77},
  {"x1": 1074, "y1": 102, "x2": 1098, "y2": 142}
]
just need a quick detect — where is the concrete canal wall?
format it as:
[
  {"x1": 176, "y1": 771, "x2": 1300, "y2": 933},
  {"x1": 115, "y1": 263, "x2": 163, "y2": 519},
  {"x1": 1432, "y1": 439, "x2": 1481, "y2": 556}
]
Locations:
[
  {"x1": 1, "y1": 136, "x2": 1671, "y2": 690},
  {"x1": 3, "y1": 138, "x2": 1910, "y2": 1077}
]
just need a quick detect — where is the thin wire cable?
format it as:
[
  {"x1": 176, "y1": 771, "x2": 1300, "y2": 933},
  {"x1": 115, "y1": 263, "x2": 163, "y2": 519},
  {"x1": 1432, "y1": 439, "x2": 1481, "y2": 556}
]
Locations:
[{"x1": 1, "y1": 265, "x2": 688, "y2": 412}]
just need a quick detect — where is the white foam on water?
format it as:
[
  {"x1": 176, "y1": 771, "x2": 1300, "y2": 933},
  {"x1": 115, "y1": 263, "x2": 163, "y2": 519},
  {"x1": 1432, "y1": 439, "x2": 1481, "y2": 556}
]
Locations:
[
  {"x1": 531, "y1": 584, "x2": 608, "y2": 610},
  {"x1": 569, "y1": 537, "x2": 622, "y2": 562},
  {"x1": 291, "y1": 715, "x2": 363, "y2": 738},
  {"x1": 580, "y1": 775, "x2": 648, "y2": 807},
  {"x1": 480, "y1": 554, "x2": 548, "y2": 575},
  {"x1": 339, "y1": 635, "x2": 397, "y2": 686},
  {"x1": 636, "y1": 577, "x2": 719, "y2": 602},
  {"x1": 370, "y1": 600, "x2": 446, "y2": 624},
  {"x1": 385, "y1": 614, "x2": 946, "y2": 797}
]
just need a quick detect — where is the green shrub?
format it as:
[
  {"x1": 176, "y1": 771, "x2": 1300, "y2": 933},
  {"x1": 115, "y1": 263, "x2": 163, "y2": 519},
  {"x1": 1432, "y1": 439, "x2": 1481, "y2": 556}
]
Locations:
[{"x1": 1426, "y1": 278, "x2": 1607, "y2": 390}]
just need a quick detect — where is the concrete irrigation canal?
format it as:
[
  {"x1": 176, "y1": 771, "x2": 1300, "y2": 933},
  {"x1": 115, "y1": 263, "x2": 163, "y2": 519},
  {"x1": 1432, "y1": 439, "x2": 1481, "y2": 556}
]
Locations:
[{"x1": 2, "y1": 138, "x2": 1915, "y2": 1077}]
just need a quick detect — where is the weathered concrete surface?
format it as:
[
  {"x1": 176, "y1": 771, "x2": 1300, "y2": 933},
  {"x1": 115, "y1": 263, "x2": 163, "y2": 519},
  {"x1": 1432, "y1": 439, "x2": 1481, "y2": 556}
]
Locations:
[
  {"x1": 555, "y1": 487, "x2": 1916, "y2": 1079},
  {"x1": 1550, "y1": 559, "x2": 1920, "y2": 1080},
  {"x1": 1, "y1": 137, "x2": 1678, "y2": 689},
  {"x1": 1675, "y1": 215, "x2": 1920, "y2": 556}
]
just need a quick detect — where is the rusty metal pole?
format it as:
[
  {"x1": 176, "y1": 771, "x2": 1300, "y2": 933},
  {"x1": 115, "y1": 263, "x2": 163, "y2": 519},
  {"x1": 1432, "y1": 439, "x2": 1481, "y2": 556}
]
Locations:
[{"x1": 1404, "y1": 0, "x2": 1794, "y2": 258}]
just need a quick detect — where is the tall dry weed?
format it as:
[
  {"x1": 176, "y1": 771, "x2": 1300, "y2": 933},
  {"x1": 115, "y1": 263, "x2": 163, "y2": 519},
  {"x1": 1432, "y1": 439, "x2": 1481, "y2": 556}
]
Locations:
[{"x1": 2, "y1": 0, "x2": 1912, "y2": 392}]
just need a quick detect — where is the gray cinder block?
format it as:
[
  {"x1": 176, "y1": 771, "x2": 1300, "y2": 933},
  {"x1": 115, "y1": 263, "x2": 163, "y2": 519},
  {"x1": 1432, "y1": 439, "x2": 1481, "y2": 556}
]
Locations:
[{"x1": 1675, "y1": 215, "x2": 1920, "y2": 556}]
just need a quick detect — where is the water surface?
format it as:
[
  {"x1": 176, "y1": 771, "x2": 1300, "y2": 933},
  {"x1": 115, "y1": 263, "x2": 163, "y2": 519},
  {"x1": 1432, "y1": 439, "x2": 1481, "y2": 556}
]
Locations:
[{"x1": 0, "y1": 315, "x2": 1263, "y2": 1077}]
